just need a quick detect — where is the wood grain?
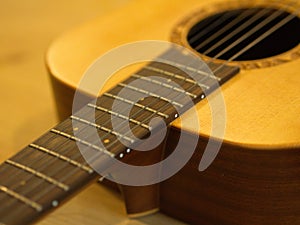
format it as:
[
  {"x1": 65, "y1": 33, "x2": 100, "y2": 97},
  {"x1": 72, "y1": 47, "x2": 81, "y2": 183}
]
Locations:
[
  {"x1": 0, "y1": 1, "x2": 185, "y2": 224},
  {"x1": 47, "y1": 0, "x2": 300, "y2": 148},
  {"x1": 45, "y1": 0, "x2": 300, "y2": 224}
]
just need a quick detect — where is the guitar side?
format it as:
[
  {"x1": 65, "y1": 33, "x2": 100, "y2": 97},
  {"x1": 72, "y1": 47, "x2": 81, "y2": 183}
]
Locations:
[{"x1": 46, "y1": 0, "x2": 300, "y2": 224}]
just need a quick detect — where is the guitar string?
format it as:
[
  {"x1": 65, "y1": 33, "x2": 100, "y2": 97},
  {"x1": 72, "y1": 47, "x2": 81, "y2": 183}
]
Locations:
[
  {"x1": 0, "y1": 2, "x2": 282, "y2": 184},
  {"x1": 1, "y1": 1, "x2": 298, "y2": 215},
  {"x1": 31, "y1": 0, "x2": 300, "y2": 198},
  {"x1": 188, "y1": 5, "x2": 258, "y2": 45},
  {"x1": 0, "y1": 47, "x2": 207, "y2": 208},
  {"x1": 207, "y1": 1, "x2": 296, "y2": 60},
  {"x1": 193, "y1": 7, "x2": 272, "y2": 51},
  {"x1": 0, "y1": 5, "x2": 277, "y2": 189},
  {"x1": 0, "y1": 4, "x2": 264, "y2": 195},
  {"x1": 61, "y1": 0, "x2": 300, "y2": 176},
  {"x1": 1, "y1": 0, "x2": 298, "y2": 209},
  {"x1": 0, "y1": 0, "x2": 296, "y2": 209},
  {"x1": 3, "y1": 7, "x2": 298, "y2": 216},
  {"x1": 0, "y1": 47, "x2": 206, "y2": 207},
  {"x1": 213, "y1": 1, "x2": 300, "y2": 74},
  {"x1": 200, "y1": 7, "x2": 277, "y2": 54}
]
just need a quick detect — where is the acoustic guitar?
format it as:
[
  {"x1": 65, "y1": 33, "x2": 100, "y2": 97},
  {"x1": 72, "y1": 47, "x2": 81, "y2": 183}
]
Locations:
[{"x1": 1, "y1": 0, "x2": 300, "y2": 224}]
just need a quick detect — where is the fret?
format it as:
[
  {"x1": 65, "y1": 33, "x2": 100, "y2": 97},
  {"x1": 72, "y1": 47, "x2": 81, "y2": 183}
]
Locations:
[
  {"x1": 5, "y1": 160, "x2": 69, "y2": 191},
  {"x1": 118, "y1": 83, "x2": 183, "y2": 108},
  {"x1": 33, "y1": 132, "x2": 89, "y2": 167},
  {"x1": 0, "y1": 48, "x2": 240, "y2": 225},
  {"x1": 87, "y1": 103, "x2": 150, "y2": 130},
  {"x1": 29, "y1": 144, "x2": 93, "y2": 174},
  {"x1": 145, "y1": 65, "x2": 210, "y2": 90},
  {"x1": 50, "y1": 128, "x2": 115, "y2": 158},
  {"x1": 103, "y1": 92, "x2": 169, "y2": 118},
  {"x1": 132, "y1": 74, "x2": 197, "y2": 99},
  {"x1": 155, "y1": 58, "x2": 221, "y2": 81},
  {"x1": 0, "y1": 185, "x2": 42, "y2": 212},
  {"x1": 70, "y1": 115, "x2": 134, "y2": 143}
]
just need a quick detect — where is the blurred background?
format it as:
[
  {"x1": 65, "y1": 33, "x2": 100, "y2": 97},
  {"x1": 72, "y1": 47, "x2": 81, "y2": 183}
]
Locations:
[
  {"x1": 0, "y1": 1, "x2": 184, "y2": 224},
  {"x1": 0, "y1": 0, "x2": 129, "y2": 159}
]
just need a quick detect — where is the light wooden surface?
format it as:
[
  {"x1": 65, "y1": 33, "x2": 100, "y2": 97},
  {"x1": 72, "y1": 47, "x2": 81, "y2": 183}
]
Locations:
[
  {"x1": 0, "y1": 1, "x2": 185, "y2": 224},
  {"x1": 47, "y1": 0, "x2": 300, "y2": 149}
]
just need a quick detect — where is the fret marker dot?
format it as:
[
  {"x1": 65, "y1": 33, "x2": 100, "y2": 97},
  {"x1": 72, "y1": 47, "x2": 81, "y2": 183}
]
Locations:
[
  {"x1": 119, "y1": 153, "x2": 124, "y2": 158},
  {"x1": 201, "y1": 94, "x2": 205, "y2": 99},
  {"x1": 104, "y1": 139, "x2": 110, "y2": 144},
  {"x1": 126, "y1": 148, "x2": 131, "y2": 153},
  {"x1": 175, "y1": 114, "x2": 179, "y2": 118},
  {"x1": 52, "y1": 200, "x2": 59, "y2": 207}
]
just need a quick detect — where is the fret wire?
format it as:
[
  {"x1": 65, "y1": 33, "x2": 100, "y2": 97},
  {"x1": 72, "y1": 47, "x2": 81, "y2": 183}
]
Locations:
[
  {"x1": 50, "y1": 128, "x2": 115, "y2": 157},
  {"x1": 1, "y1": 58, "x2": 231, "y2": 218},
  {"x1": 70, "y1": 115, "x2": 134, "y2": 144},
  {"x1": 5, "y1": 160, "x2": 69, "y2": 191},
  {"x1": 86, "y1": 62, "x2": 214, "y2": 161},
  {"x1": 0, "y1": 185, "x2": 43, "y2": 212},
  {"x1": 27, "y1": 60, "x2": 217, "y2": 212},
  {"x1": 0, "y1": 59, "x2": 209, "y2": 222},
  {"x1": 145, "y1": 65, "x2": 210, "y2": 90},
  {"x1": 0, "y1": 129, "x2": 98, "y2": 218},
  {"x1": 1, "y1": 59, "x2": 220, "y2": 216},
  {"x1": 49, "y1": 1, "x2": 298, "y2": 210},
  {"x1": 72, "y1": 0, "x2": 300, "y2": 181},
  {"x1": 87, "y1": 103, "x2": 150, "y2": 130},
  {"x1": 155, "y1": 58, "x2": 221, "y2": 81},
  {"x1": 0, "y1": 3, "x2": 234, "y2": 218},
  {"x1": 88, "y1": 55, "x2": 236, "y2": 163},
  {"x1": 0, "y1": 133, "x2": 75, "y2": 204},
  {"x1": 2, "y1": 21, "x2": 238, "y2": 217},
  {"x1": 1, "y1": 65, "x2": 226, "y2": 221},
  {"x1": 1, "y1": 2, "x2": 294, "y2": 219},
  {"x1": 103, "y1": 92, "x2": 169, "y2": 118},
  {"x1": 76, "y1": 101, "x2": 154, "y2": 144},
  {"x1": 132, "y1": 73, "x2": 197, "y2": 99},
  {"x1": 0, "y1": 63, "x2": 181, "y2": 212},
  {"x1": 29, "y1": 144, "x2": 93, "y2": 174},
  {"x1": 118, "y1": 83, "x2": 184, "y2": 108}
]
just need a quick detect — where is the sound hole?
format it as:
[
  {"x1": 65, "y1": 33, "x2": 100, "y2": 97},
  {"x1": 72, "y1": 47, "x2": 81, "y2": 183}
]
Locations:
[{"x1": 187, "y1": 7, "x2": 300, "y2": 61}]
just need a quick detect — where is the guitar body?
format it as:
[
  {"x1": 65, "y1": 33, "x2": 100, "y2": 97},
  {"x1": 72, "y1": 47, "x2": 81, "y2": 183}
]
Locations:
[{"x1": 46, "y1": 0, "x2": 300, "y2": 224}]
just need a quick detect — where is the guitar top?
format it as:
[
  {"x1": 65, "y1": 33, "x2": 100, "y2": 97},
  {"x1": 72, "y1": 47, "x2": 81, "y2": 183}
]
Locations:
[
  {"x1": 1, "y1": 0, "x2": 300, "y2": 225},
  {"x1": 47, "y1": 0, "x2": 300, "y2": 148}
]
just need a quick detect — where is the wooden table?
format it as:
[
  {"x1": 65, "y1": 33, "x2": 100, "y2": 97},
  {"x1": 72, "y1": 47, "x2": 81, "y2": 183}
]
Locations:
[{"x1": 0, "y1": 1, "x2": 185, "y2": 224}]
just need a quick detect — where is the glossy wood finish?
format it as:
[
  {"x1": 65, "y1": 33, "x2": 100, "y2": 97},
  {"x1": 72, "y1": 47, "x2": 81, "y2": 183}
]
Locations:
[
  {"x1": 0, "y1": 1, "x2": 186, "y2": 225},
  {"x1": 1, "y1": 0, "x2": 298, "y2": 223},
  {"x1": 0, "y1": 48, "x2": 239, "y2": 224},
  {"x1": 161, "y1": 127, "x2": 300, "y2": 224},
  {"x1": 47, "y1": 0, "x2": 300, "y2": 148},
  {"x1": 46, "y1": 0, "x2": 300, "y2": 224}
]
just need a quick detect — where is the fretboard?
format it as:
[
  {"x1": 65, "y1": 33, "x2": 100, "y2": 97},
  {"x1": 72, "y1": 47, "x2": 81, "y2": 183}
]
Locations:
[{"x1": 0, "y1": 50, "x2": 239, "y2": 225}]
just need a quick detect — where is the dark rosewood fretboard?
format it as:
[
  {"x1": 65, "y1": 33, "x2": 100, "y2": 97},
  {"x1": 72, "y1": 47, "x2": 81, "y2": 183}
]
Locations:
[{"x1": 0, "y1": 49, "x2": 239, "y2": 225}]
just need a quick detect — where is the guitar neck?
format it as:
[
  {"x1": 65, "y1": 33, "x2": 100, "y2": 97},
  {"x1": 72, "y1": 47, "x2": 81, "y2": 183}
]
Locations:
[{"x1": 0, "y1": 50, "x2": 239, "y2": 225}]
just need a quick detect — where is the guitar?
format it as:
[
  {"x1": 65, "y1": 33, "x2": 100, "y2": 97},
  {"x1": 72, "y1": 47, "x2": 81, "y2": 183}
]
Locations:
[{"x1": 1, "y1": 0, "x2": 300, "y2": 224}]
